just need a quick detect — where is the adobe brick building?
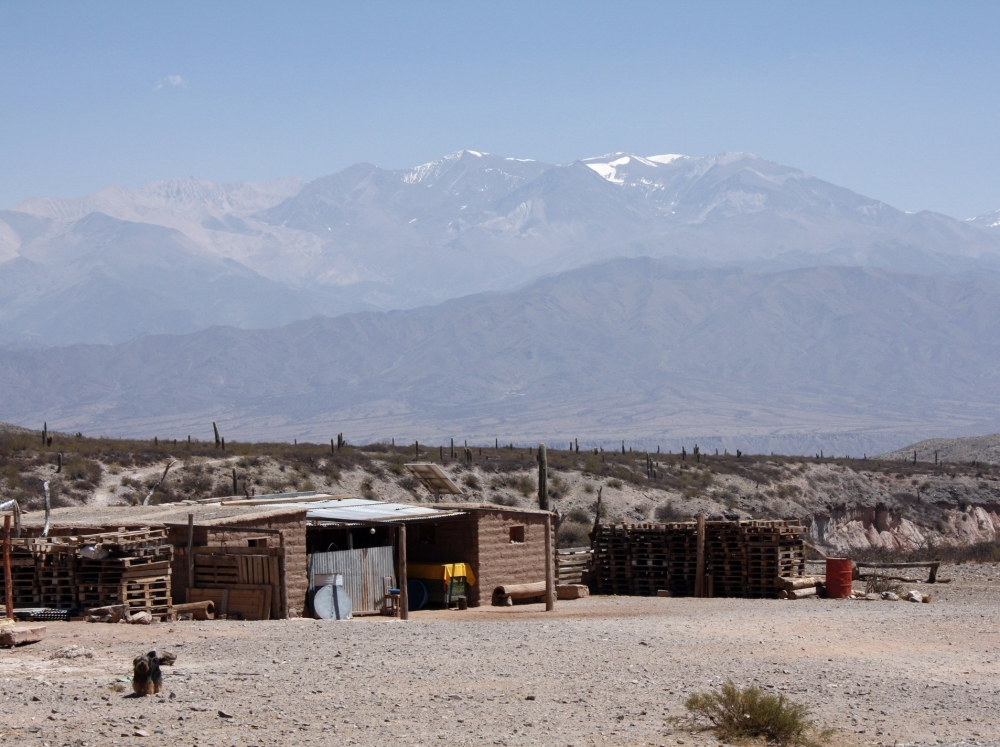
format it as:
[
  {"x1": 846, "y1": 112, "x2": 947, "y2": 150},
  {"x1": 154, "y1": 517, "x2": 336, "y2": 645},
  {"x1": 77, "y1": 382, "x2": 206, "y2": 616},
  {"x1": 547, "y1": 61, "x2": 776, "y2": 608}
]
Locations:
[
  {"x1": 404, "y1": 504, "x2": 553, "y2": 607},
  {"x1": 20, "y1": 503, "x2": 309, "y2": 618},
  {"x1": 20, "y1": 499, "x2": 554, "y2": 614}
]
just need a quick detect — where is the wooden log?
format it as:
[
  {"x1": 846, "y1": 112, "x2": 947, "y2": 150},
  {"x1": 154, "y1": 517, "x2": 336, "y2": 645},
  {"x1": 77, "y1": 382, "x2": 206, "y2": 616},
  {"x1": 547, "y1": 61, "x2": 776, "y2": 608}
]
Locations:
[
  {"x1": 778, "y1": 587, "x2": 818, "y2": 600},
  {"x1": 492, "y1": 581, "x2": 547, "y2": 605},
  {"x1": 776, "y1": 576, "x2": 823, "y2": 591},
  {"x1": 171, "y1": 600, "x2": 215, "y2": 620}
]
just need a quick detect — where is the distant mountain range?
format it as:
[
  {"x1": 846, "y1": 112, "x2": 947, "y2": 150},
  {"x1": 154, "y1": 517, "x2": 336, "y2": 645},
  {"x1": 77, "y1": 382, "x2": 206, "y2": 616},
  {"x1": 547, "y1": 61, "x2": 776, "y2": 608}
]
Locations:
[
  {"x1": 4, "y1": 150, "x2": 1000, "y2": 346},
  {"x1": 4, "y1": 258, "x2": 1000, "y2": 455}
]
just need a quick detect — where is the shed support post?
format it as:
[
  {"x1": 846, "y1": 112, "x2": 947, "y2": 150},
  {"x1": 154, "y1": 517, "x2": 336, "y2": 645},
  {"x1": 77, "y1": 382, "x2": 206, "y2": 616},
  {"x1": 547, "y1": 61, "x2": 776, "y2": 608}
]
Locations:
[
  {"x1": 186, "y1": 513, "x2": 194, "y2": 602},
  {"x1": 695, "y1": 514, "x2": 706, "y2": 597},
  {"x1": 398, "y1": 524, "x2": 408, "y2": 621},
  {"x1": 544, "y1": 513, "x2": 555, "y2": 611},
  {"x1": 3, "y1": 514, "x2": 12, "y2": 619}
]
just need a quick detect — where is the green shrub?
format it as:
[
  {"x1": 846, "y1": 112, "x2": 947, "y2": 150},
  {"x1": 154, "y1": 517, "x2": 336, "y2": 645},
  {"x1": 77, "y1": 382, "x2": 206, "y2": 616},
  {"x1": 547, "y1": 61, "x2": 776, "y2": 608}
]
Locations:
[
  {"x1": 463, "y1": 473, "x2": 481, "y2": 490},
  {"x1": 684, "y1": 681, "x2": 827, "y2": 746},
  {"x1": 566, "y1": 507, "x2": 590, "y2": 524}
]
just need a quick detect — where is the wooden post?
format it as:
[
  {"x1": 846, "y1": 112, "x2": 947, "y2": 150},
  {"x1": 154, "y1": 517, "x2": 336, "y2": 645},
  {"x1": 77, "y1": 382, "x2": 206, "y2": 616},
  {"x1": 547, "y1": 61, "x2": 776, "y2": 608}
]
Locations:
[
  {"x1": 398, "y1": 524, "x2": 408, "y2": 620},
  {"x1": 3, "y1": 514, "x2": 13, "y2": 619},
  {"x1": 695, "y1": 514, "x2": 706, "y2": 597},
  {"x1": 544, "y1": 513, "x2": 555, "y2": 611},
  {"x1": 186, "y1": 513, "x2": 194, "y2": 602}
]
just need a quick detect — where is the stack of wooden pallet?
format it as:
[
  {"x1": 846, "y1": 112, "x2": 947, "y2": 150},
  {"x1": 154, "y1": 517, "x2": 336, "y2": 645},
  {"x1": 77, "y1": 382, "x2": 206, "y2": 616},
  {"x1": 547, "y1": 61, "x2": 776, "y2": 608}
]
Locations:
[
  {"x1": 663, "y1": 522, "x2": 698, "y2": 596},
  {"x1": 629, "y1": 525, "x2": 670, "y2": 596},
  {"x1": 75, "y1": 529, "x2": 173, "y2": 617},
  {"x1": 36, "y1": 544, "x2": 77, "y2": 609},
  {"x1": 591, "y1": 520, "x2": 805, "y2": 599},
  {"x1": 743, "y1": 521, "x2": 805, "y2": 598},
  {"x1": 705, "y1": 522, "x2": 747, "y2": 597},
  {"x1": 591, "y1": 524, "x2": 631, "y2": 595},
  {"x1": 0, "y1": 540, "x2": 42, "y2": 609}
]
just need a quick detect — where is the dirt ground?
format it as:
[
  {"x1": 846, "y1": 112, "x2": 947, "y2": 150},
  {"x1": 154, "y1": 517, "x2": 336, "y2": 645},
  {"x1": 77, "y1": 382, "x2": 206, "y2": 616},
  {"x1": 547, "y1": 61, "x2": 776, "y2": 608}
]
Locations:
[{"x1": 1, "y1": 564, "x2": 998, "y2": 747}]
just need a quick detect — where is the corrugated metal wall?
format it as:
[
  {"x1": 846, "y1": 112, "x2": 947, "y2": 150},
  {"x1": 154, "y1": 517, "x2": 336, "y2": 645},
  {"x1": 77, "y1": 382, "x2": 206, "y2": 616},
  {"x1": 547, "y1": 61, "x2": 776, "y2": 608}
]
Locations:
[{"x1": 307, "y1": 546, "x2": 394, "y2": 614}]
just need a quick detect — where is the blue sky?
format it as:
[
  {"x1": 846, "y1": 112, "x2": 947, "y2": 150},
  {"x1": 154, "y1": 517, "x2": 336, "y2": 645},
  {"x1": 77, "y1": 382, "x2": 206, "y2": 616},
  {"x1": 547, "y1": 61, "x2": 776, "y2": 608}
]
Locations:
[{"x1": 1, "y1": 1, "x2": 998, "y2": 218}]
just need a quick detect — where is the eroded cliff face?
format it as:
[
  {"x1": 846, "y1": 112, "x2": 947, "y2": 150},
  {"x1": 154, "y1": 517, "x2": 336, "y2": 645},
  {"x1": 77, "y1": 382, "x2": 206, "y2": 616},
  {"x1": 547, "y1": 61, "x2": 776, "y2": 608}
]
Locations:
[{"x1": 808, "y1": 502, "x2": 1000, "y2": 551}]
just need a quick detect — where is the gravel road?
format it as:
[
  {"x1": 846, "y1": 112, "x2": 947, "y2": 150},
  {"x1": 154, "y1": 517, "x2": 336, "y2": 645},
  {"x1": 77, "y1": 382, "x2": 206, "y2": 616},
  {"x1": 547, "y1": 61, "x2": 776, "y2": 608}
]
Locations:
[{"x1": 1, "y1": 564, "x2": 998, "y2": 747}]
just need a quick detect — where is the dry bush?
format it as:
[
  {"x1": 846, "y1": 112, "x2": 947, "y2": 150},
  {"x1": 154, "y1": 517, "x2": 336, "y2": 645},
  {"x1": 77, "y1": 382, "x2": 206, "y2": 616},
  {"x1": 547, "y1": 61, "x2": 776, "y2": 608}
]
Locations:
[
  {"x1": 654, "y1": 503, "x2": 691, "y2": 522},
  {"x1": 514, "y1": 475, "x2": 535, "y2": 497},
  {"x1": 865, "y1": 574, "x2": 901, "y2": 596},
  {"x1": 684, "y1": 681, "x2": 829, "y2": 746},
  {"x1": 556, "y1": 521, "x2": 589, "y2": 548},
  {"x1": 565, "y1": 507, "x2": 590, "y2": 524},
  {"x1": 462, "y1": 473, "x2": 481, "y2": 490}
]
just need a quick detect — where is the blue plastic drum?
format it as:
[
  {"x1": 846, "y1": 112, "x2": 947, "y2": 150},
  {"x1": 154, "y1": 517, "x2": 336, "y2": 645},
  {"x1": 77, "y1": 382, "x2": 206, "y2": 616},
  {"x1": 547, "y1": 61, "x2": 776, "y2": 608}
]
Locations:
[{"x1": 406, "y1": 578, "x2": 429, "y2": 611}]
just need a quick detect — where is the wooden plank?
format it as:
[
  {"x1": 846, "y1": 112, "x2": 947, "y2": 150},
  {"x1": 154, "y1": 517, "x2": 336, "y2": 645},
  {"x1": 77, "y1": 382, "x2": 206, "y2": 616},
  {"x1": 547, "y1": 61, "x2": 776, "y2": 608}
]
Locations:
[{"x1": 179, "y1": 546, "x2": 285, "y2": 557}]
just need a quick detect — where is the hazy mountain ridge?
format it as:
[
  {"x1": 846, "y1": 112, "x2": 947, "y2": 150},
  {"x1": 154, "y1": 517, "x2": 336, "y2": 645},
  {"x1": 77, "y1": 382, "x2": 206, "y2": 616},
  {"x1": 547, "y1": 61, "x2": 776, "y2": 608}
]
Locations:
[
  {"x1": 3, "y1": 258, "x2": 1000, "y2": 454},
  {"x1": 5, "y1": 150, "x2": 1000, "y2": 345}
]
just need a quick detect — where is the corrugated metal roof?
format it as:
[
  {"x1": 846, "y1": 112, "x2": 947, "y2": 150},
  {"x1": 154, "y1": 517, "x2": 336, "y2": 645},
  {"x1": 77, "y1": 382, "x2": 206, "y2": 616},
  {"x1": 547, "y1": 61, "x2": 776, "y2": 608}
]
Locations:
[{"x1": 255, "y1": 497, "x2": 460, "y2": 523}]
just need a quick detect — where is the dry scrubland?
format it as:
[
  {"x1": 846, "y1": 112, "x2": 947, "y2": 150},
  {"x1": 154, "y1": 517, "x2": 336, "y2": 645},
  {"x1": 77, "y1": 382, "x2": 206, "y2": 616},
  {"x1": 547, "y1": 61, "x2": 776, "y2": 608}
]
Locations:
[
  {"x1": 3, "y1": 432, "x2": 1000, "y2": 551},
  {"x1": 1, "y1": 563, "x2": 998, "y2": 747}
]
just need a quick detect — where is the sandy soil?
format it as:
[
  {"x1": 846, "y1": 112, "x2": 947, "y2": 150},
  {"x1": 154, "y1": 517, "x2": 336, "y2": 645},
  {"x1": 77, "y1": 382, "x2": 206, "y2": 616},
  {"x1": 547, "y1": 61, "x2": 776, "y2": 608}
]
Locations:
[{"x1": 2, "y1": 564, "x2": 999, "y2": 747}]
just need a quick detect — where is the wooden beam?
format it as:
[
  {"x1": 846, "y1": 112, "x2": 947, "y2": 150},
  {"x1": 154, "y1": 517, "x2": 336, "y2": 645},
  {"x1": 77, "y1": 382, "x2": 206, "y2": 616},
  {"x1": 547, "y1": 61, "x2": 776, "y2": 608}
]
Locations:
[
  {"x1": 398, "y1": 524, "x2": 408, "y2": 621},
  {"x1": 544, "y1": 513, "x2": 555, "y2": 612},
  {"x1": 3, "y1": 515, "x2": 12, "y2": 619},
  {"x1": 186, "y1": 514, "x2": 194, "y2": 602},
  {"x1": 694, "y1": 514, "x2": 706, "y2": 597},
  {"x1": 165, "y1": 523, "x2": 284, "y2": 534}
]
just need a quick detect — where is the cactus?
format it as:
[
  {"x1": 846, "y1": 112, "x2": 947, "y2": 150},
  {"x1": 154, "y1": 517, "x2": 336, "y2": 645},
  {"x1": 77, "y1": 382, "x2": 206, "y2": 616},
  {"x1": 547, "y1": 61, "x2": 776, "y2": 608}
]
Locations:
[
  {"x1": 537, "y1": 443, "x2": 548, "y2": 511},
  {"x1": 213, "y1": 422, "x2": 221, "y2": 449},
  {"x1": 232, "y1": 468, "x2": 238, "y2": 495}
]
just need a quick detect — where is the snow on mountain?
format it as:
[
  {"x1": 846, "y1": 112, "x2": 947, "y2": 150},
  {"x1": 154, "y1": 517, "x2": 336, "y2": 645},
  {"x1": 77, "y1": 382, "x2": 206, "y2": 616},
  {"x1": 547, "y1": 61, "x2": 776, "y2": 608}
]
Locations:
[{"x1": 3, "y1": 151, "x2": 1000, "y2": 346}]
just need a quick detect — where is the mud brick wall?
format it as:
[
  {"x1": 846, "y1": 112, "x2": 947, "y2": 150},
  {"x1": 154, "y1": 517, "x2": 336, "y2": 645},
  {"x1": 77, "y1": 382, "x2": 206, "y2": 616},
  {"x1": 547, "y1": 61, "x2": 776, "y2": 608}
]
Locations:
[
  {"x1": 474, "y1": 510, "x2": 552, "y2": 608},
  {"x1": 166, "y1": 512, "x2": 308, "y2": 618}
]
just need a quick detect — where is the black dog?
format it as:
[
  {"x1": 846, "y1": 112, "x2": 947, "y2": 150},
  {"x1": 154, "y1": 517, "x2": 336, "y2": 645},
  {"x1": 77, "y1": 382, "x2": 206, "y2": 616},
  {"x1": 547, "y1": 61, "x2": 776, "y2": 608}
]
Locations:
[{"x1": 132, "y1": 651, "x2": 172, "y2": 696}]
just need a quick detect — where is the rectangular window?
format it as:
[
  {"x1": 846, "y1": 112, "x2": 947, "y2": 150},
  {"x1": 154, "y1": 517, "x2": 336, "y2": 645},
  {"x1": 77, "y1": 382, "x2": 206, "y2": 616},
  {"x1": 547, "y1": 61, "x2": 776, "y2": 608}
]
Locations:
[{"x1": 509, "y1": 525, "x2": 525, "y2": 544}]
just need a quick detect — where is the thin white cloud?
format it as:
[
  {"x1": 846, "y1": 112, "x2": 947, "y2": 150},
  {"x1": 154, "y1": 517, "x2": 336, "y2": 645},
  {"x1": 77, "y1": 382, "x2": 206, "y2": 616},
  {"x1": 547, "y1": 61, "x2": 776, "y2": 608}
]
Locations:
[{"x1": 154, "y1": 75, "x2": 188, "y2": 91}]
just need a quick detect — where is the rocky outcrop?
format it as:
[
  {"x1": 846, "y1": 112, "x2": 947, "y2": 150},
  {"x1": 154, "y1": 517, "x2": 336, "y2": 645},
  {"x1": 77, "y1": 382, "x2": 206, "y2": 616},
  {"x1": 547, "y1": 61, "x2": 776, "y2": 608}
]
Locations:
[{"x1": 808, "y1": 501, "x2": 1000, "y2": 552}]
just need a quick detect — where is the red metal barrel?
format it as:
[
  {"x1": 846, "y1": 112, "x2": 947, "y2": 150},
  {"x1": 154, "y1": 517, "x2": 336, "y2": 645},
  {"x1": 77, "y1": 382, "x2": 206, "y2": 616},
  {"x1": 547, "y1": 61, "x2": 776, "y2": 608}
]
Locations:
[{"x1": 825, "y1": 557, "x2": 853, "y2": 599}]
